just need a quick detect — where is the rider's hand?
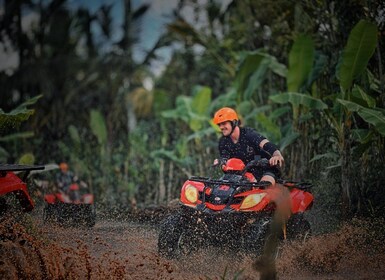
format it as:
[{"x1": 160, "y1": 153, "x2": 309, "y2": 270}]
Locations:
[
  {"x1": 213, "y1": 158, "x2": 227, "y2": 170},
  {"x1": 269, "y1": 151, "x2": 284, "y2": 167}
]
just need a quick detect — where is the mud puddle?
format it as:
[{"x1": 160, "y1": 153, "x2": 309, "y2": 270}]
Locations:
[{"x1": 1, "y1": 215, "x2": 385, "y2": 279}]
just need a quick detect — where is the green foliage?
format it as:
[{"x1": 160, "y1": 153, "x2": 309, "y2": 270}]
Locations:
[
  {"x1": 337, "y1": 20, "x2": 378, "y2": 92},
  {"x1": 90, "y1": 109, "x2": 107, "y2": 145},
  {"x1": 190, "y1": 86, "x2": 212, "y2": 131},
  {"x1": 18, "y1": 153, "x2": 35, "y2": 165},
  {"x1": 234, "y1": 50, "x2": 287, "y2": 100},
  {"x1": 270, "y1": 92, "x2": 328, "y2": 110},
  {"x1": 162, "y1": 85, "x2": 212, "y2": 134},
  {"x1": 0, "y1": 0, "x2": 384, "y2": 220},
  {"x1": 287, "y1": 34, "x2": 315, "y2": 92},
  {"x1": 0, "y1": 95, "x2": 42, "y2": 135},
  {"x1": 337, "y1": 99, "x2": 385, "y2": 136}
]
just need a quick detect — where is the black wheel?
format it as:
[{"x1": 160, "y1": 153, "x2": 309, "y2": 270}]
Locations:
[
  {"x1": 243, "y1": 216, "x2": 272, "y2": 256},
  {"x1": 56, "y1": 204, "x2": 74, "y2": 227},
  {"x1": 287, "y1": 213, "x2": 312, "y2": 242},
  {"x1": 158, "y1": 214, "x2": 192, "y2": 259},
  {"x1": 0, "y1": 197, "x2": 7, "y2": 217},
  {"x1": 81, "y1": 204, "x2": 96, "y2": 228},
  {"x1": 43, "y1": 204, "x2": 59, "y2": 224}
]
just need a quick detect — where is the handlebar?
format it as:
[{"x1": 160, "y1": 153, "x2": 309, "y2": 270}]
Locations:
[{"x1": 241, "y1": 158, "x2": 270, "y2": 176}]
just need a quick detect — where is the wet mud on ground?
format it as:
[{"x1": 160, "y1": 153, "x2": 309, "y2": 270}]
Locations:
[{"x1": 1, "y1": 213, "x2": 385, "y2": 279}]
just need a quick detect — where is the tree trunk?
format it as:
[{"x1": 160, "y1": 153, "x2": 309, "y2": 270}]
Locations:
[
  {"x1": 340, "y1": 127, "x2": 352, "y2": 219},
  {"x1": 158, "y1": 159, "x2": 166, "y2": 204},
  {"x1": 167, "y1": 161, "x2": 174, "y2": 202}
]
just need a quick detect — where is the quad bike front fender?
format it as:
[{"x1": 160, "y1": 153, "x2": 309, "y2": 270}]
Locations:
[
  {"x1": 290, "y1": 189, "x2": 314, "y2": 213},
  {"x1": 0, "y1": 172, "x2": 34, "y2": 212}
]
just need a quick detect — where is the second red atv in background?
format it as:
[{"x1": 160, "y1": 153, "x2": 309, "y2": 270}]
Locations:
[{"x1": 158, "y1": 157, "x2": 314, "y2": 258}]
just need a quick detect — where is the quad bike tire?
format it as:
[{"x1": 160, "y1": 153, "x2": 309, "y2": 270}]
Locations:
[
  {"x1": 0, "y1": 197, "x2": 7, "y2": 217},
  {"x1": 43, "y1": 204, "x2": 57, "y2": 224},
  {"x1": 243, "y1": 216, "x2": 273, "y2": 256},
  {"x1": 287, "y1": 213, "x2": 312, "y2": 242},
  {"x1": 80, "y1": 204, "x2": 96, "y2": 228},
  {"x1": 158, "y1": 213, "x2": 195, "y2": 259}
]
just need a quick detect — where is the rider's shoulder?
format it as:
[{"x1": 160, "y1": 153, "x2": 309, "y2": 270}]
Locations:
[{"x1": 242, "y1": 126, "x2": 258, "y2": 135}]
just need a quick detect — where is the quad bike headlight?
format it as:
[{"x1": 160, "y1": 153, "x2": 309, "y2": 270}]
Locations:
[
  {"x1": 240, "y1": 193, "x2": 266, "y2": 210},
  {"x1": 185, "y1": 185, "x2": 198, "y2": 204}
]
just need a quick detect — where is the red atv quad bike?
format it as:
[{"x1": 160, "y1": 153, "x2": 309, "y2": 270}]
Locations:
[
  {"x1": 0, "y1": 164, "x2": 45, "y2": 216},
  {"x1": 43, "y1": 183, "x2": 96, "y2": 228},
  {"x1": 158, "y1": 158, "x2": 314, "y2": 258}
]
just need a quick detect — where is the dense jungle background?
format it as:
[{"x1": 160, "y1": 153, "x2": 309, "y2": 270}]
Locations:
[
  {"x1": 2, "y1": 0, "x2": 385, "y2": 219},
  {"x1": 1, "y1": 0, "x2": 385, "y2": 278}
]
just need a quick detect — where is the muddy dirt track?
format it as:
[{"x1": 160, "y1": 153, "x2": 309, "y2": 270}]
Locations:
[{"x1": 1, "y1": 212, "x2": 385, "y2": 280}]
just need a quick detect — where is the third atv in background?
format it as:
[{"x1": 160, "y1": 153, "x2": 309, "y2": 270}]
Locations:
[
  {"x1": 41, "y1": 163, "x2": 96, "y2": 228},
  {"x1": 158, "y1": 157, "x2": 314, "y2": 258}
]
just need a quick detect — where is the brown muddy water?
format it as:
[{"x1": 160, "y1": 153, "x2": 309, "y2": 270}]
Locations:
[{"x1": 1, "y1": 213, "x2": 384, "y2": 280}]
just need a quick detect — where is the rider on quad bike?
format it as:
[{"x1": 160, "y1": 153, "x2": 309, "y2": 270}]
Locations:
[
  {"x1": 213, "y1": 107, "x2": 284, "y2": 186},
  {"x1": 56, "y1": 162, "x2": 85, "y2": 202},
  {"x1": 157, "y1": 108, "x2": 313, "y2": 259}
]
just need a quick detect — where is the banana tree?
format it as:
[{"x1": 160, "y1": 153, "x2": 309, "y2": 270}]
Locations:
[
  {"x1": 152, "y1": 85, "x2": 212, "y2": 203},
  {"x1": 235, "y1": 36, "x2": 323, "y2": 178},
  {"x1": 272, "y1": 20, "x2": 379, "y2": 216},
  {"x1": 328, "y1": 20, "x2": 378, "y2": 216}
]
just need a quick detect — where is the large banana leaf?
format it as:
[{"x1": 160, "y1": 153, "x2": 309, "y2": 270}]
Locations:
[
  {"x1": 90, "y1": 109, "x2": 107, "y2": 145},
  {"x1": 162, "y1": 86, "x2": 212, "y2": 133},
  {"x1": 255, "y1": 113, "x2": 281, "y2": 142},
  {"x1": 351, "y1": 129, "x2": 373, "y2": 144},
  {"x1": 190, "y1": 86, "x2": 212, "y2": 131},
  {"x1": 337, "y1": 99, "x2": 385, "y2": 136},
  {"x1": 0, "y1": 94, "x2": 43, "y2": 134},
  {"x1": 235, "y1": 51, "x2": 287, "y2": 99},
  {"x1": 287, "y1": 34, "x2": 314, "y2": 92},
  {"x1": 279, "y1": 131, "x2": 300, "y2": 152},
  {"x1": 270, "y1": 92, "x2": 328, "y2": 110},
  {"x1": 338, "y1": 20, "x2": 378, "y2": 92},
  {"x1": 351, "y1": 85, "x2": 376, "y2": 108},
  {"x1": 235, "y1": 51, "x2": 265, "y2": 94},
  {"x1": 244, "y1": 59, "x2": 270, "y2": 99},
  {"x1": 161, "y1": 96, "x2": 192, "y2": 123}
]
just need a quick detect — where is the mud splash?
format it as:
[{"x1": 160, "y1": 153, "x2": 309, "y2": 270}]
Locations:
[
  {"x1": 0, "y1": 216, "x2": 175, "y2": 279},
  {"x1": 277, "y1": 218, "x2": 385, "y2": 279},
  {"x1": 1, "y1": 215, "x2": 384, "y2": 280}
]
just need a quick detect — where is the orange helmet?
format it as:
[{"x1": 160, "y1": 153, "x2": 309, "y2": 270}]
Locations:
[
  {"x1": 59, "y1": 162, "x2": 69, "y2": 172},
  {"x1": 213, "y1": 107, "x2": 239, "y2": 125}
]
